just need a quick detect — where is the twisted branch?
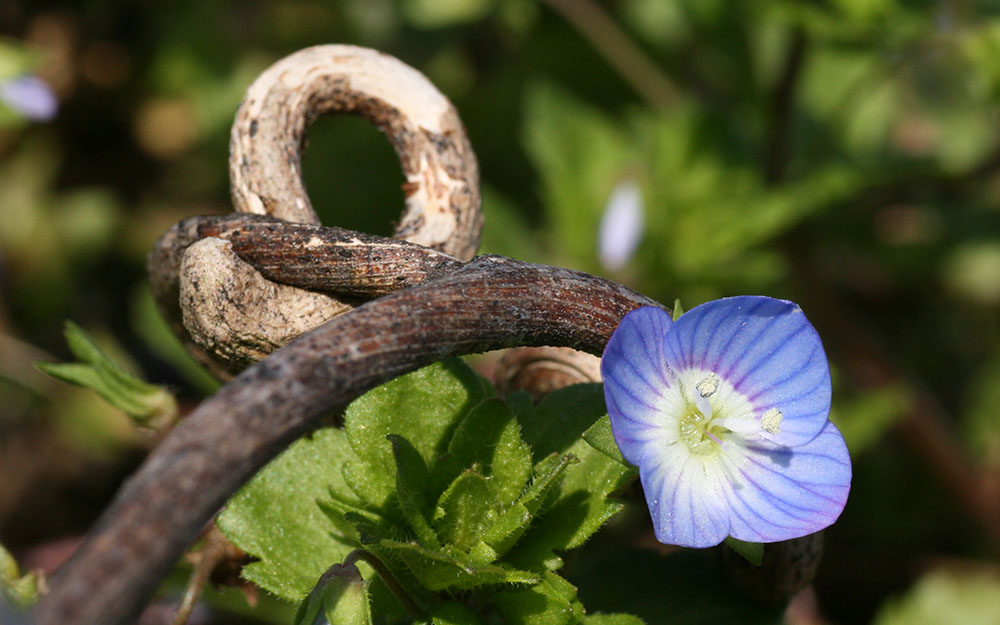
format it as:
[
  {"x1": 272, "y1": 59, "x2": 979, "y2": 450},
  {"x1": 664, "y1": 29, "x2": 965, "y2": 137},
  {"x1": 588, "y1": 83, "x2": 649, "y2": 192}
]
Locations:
[
  {"x1": 31, "y1": 256, "x2": 660, "y2": 625},
  {"x1": 25, "y1": 45, "x2": 662, "y2": 625}
]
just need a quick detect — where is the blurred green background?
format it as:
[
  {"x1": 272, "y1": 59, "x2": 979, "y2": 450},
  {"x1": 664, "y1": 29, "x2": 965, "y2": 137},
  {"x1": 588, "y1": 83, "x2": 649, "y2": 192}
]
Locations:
[{"x1": 2, "y1": 0, "x2": 1000, "y2": 623}]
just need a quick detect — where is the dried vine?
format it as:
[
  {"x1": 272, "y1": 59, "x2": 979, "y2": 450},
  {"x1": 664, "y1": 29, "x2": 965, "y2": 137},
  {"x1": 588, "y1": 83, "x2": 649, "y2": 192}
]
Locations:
[{"x1": 26, "y1": 45, "x2": 659, "y2": 625}]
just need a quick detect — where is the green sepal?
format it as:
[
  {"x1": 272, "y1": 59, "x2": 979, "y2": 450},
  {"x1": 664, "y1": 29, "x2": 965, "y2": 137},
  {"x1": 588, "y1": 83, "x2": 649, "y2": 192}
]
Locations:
[
  {"x1": 672, "y1": 299, "x2": 685, "y2": 321},
  {"x1": 724, "y1": 537, "x2": 765, "y2": 567},
  {"x1": 375, "y1": 540, "x2": 539, "y2": 591},
  {"x1": 582, "y1": 415, "x2": 630, "y2": 465},
  {"x1": 294, "y1": 563, "x2": 372, "y2": 625},
  {"x1": 322, "y1": 565, "x2": 372, "y2": 625},
  {"x1": 35, "y1": 320, "x2": 177, "y2": 428}
]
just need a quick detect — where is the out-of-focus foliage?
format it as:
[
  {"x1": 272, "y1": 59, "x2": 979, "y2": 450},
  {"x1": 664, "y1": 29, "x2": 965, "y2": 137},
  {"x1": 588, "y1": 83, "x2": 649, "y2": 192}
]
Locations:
[
  {"x1": 2, "y1": 0, "x2": 1000, "y2": 623},
  {"x1": 873, "y1": 569, "x2": 1000, "y2": 625},
  {"x1": 0, "y1": 542, "x2": 39, "y2": 608},
  {"x1": 36, "y1": 321, "x2": 177, "y2": 429}
]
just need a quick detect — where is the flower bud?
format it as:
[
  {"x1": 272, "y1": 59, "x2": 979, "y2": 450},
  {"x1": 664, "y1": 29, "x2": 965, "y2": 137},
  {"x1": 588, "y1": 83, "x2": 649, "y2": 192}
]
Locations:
[{"x1": 294, "y1": 563, "x2": 371, "y2": 625}]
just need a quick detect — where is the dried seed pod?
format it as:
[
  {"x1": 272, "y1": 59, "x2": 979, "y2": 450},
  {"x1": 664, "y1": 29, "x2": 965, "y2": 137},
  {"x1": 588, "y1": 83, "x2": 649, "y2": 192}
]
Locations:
[
  {"x1": 720, "y1": 531, "x2": 825, "y2": 605},
  {"x1": 494, "y1": 346, "x2": 602, "y2": 399}
]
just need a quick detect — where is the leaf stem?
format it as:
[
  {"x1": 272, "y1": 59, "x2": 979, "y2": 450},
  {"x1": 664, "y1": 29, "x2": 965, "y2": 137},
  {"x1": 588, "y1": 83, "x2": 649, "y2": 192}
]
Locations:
[{"x1": 343, "y1": 549, "x2": 421, "y2": 617}]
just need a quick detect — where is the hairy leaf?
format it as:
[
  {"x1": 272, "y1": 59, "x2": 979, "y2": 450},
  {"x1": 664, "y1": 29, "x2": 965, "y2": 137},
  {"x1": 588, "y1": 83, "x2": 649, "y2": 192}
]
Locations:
[
  {"x1": 343, "y1": 359, "x2": 491, "y2": 510},
  {"x1": 376, "y1": 540, "x2": 538, "y2": 591},
  {"x1": 217, "y1": 427, "x2": 360, "y2": 601},
  {"x1": 493, "y1": 572, "x2": 585, "y2": 625}
]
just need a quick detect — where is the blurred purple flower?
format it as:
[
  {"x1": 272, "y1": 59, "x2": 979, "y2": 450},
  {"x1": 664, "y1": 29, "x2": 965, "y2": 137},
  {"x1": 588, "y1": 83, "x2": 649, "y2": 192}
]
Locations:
[
  {"x1": 0, "y1": 75, "x2": 58, "y2": 121},
  {"x1": 601, "y1": 297, "x2": 851, "y2": 548},
  {"x1": 598, "y1": 180, "x2": 643, "y2": 271}
]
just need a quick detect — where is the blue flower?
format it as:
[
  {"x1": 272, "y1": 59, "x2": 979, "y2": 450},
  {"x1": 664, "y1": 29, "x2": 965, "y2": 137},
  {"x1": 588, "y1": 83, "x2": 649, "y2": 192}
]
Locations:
[
  {"x1": 601, "y1": 296, "x2": 851, "y2": 548},
  {"x1": 0, "y1": 75, "x2": 58, "y2": 121},
  {"x1": 598, "y1": 180, "x2": 643, "y2": 271}
]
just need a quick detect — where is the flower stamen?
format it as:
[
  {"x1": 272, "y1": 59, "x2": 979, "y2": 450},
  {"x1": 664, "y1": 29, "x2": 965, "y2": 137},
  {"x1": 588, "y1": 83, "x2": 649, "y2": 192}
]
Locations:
[
  {"x1": 695, "y1": 373, "x2": 720, "y2": 398},
  {"x1": 761, "y1": 407, "x2": 783, "y2": 434},
  {"x1": 678, "y1": 376, "x2": 731, "y2": 456}
]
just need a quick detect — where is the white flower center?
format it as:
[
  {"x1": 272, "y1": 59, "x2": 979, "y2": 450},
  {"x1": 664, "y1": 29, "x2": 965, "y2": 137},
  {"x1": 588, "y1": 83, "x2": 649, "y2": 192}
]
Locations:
[
  {"x1": 669, "y1": 369, "x2": 777, "y2": 456},
  {"x1": 677, "y1": 372, "x2": 732, "y2": 456}
]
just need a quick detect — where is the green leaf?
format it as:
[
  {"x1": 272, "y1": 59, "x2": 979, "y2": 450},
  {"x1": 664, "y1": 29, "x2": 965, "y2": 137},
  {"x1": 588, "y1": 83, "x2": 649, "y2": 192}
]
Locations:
[
  {"x1": 508, "y1": 386, "x2": 637, "y2": 569},
  {"x1": 338, "y1": 510, "x2": 394, "y2": 546},
  {"x1": 724, "y1": 537, "x2": 764, "y2": 567},
  {"x1": 582, "y1": 416, "x2": 629, "y2": 465},
  {"x1": 520, "y1": 453, "x2": 577, "y2": 516},
  {"x1": 36, "y1": 320, "x2": 178, "y2": 428},
  {"x1": 493, "y1": 572, "x2": 585, "y2": 625},
  {"x1": 375, "y1": 540, "x2": 538, "y2": 591},
  {"x1": 388, "y1": 434, "x2": 441, "y2": 549},
  {"x1": 481, "y1": 502, "x2": 532, "y2": 556},
  {"x1": 402, "y1": 0, "x2": 492, "y2": 29},
  {"x1": 217, "y1": 427, "x2": 361, "y2": 601},
  {"x1": 342, "y1": 359, "x2": 491, "y2": 510},
  {"x1": 518, "y1": 384, "x2": 608, "y2": 462},
  {"x1": 440, "y1": 398, "x2": 533, "y2": 506},
  {"x1": 434, "y1": 470, "x2": 498, "y2": 552}
]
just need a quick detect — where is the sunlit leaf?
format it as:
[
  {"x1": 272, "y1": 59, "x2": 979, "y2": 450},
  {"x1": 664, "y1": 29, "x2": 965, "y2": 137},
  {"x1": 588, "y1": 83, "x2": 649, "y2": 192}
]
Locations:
[{"x1": 217, "y1": 427, "x2": 360, "y2": 601}]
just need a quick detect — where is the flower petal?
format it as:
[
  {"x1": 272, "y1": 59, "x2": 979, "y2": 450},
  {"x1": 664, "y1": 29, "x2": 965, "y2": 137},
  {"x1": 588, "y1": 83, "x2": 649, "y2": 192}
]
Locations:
[
  {"x1": 722, "y1": 420, "x2": 851, "y2": 542},
  {"x1": 0, "y1": 76, "x2": 58, "y2": 121},
  {"x1": 598, "y1": 180, "x2": 644, "y2": 271},
  {"x1": 640, "y1": 445, "x2": 732, "y2": 548},
  {"x1": 664, "y1": 296, "x2": 831, "y2": 446},
  {"x1": 601, "y1": 306, "x2": 677, "y2": 465}
]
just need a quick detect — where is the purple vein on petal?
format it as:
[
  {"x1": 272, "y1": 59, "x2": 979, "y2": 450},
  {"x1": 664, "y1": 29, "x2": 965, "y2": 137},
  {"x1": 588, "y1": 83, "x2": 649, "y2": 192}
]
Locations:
[
  {"x1": 744, "y1": 342, "x2": 823, "y2": 404},
  {"x1": 733, "y1": 467, "x2": 825, "y2": 521},
  {"x1": 729, "y1": 322, "x2": 811, "y2": 391},
  {"x1": 729, "y1": 487, "x2": 802, "y2": 533},
  {"x1": 683, "y1": 302, "x2": 719, "y2": 369},
  {"x1": 739, "y1": 454, "x2": 846, "y2": 506},
  {"x1": 706, "y1": 298, "x2": 771, "y2": 372},
  {"x1": 604, "y1": 393, "x2": 653, "y2": 435},
  {"x1": 727, "y1": 473, "x2": 807, "y2": 534},
  {"x1": 716, "y1": 314, "x2": 780, "y2": 382},
  {"x1": 724, "y1": 490, "x2": 767, "y2": 540},
  {"x1": 604, "y1": 340, "x2": 668, "y2": 404},
  {"x1": 658, "y1": 458, "x2": 689, "y2": 535}
]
